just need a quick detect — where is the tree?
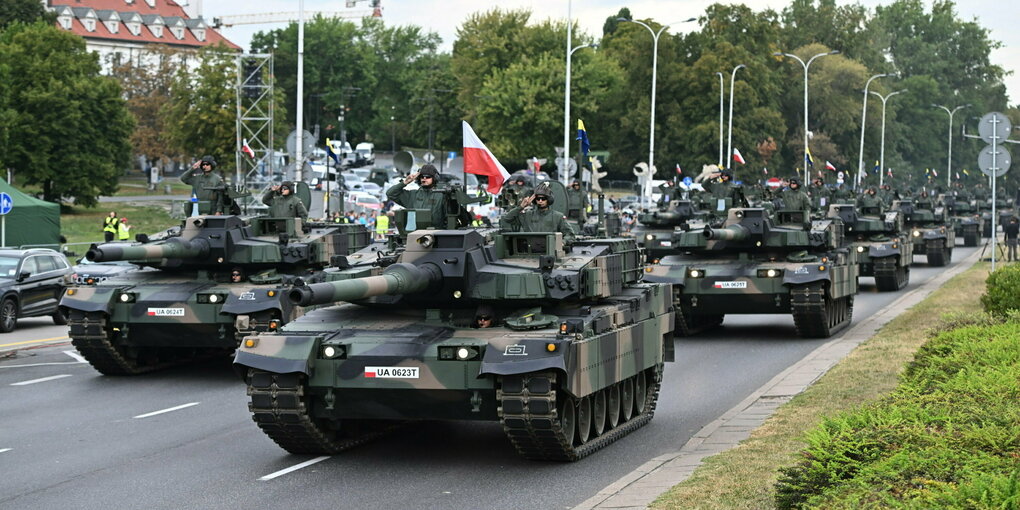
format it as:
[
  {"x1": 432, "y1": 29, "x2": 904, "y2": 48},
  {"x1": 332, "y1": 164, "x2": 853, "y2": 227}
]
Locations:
[
  {"x1": 0, "y1": 0, "x2": 54, "y2": 30},
  {"x1": 110, "y1": 45, "x2": 182, "y2": 173},
  {"x1": 0, "y1": 22, "x2": 132, "y2": 206},
  {"x1": 163, "y1": 45, "x2": 237, "y2": 175}
]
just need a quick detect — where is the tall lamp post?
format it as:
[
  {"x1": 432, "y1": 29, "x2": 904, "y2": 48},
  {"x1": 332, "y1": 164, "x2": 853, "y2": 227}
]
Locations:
[
  {"x1": 726, "y1": 64, "x2": 746, "y2": 172},
  {"x1": 869, "y1": 89, "x2": 906, "y2": 187},
  {"x1": 563, "y1": 41, "x2": 597, "y2": 184},
  {"x1": 932, "y1": 103, "x2": 971, "y2": 188},
  {"x1": 619, "y1": 17, "x2": 696, "y2": 209},
  {"x1": 716, "y1": 71, "x2": 724, "y2": 167},
  {"x1": 855, "y1": 73, "x2": 889, "y2": 190},
  {"x1": 773, "y1": 50, "x2": 840, "y2": 183}
]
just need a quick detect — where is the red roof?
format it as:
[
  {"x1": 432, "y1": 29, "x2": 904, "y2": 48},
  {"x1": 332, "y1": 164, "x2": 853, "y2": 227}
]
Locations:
[{"x1": 52, "y1": 0, "x2": 240, "y2": 50}]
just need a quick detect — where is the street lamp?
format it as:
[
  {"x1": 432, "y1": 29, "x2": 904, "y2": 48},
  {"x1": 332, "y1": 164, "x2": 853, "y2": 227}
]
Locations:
[
  {"x1": 716, "y1": 72, "x2": 724, "y2": 167},
  {"x1": 563, "y1": 41, "x2": 597, "y2": 184},
  {"x1": 619, "y1": 17, "x2": 697, "y2": 209},
  {"x1": 726, "y1": 64, "x2": 746, "y2": 173},
  {"x1": 932, "y1": 103, "x2": 971, "y2": 187},
  {"x1": 773, "y1": 50, "x2": 840, "y2": 183},
  {"x1": 869, "y1": 89, "x2": 906, "y2": 187},
  {"x1": 855, "y1": 73, "x2": 889, "y2": 190}
]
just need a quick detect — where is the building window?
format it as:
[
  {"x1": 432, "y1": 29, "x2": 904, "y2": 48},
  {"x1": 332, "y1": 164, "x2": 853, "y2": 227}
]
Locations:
[
  {"x1": 84, "y1": 19, "x2": 96, "y2": 32},
  {"x1": 59, "y1": 17, "x2": 72, "y2": 29},
  {"x1": 150, "y1": 25, "x2": 163, "y2": 37},
  {"x1": 144, "y1": 0, "x2": 155, "y2": 7},
  {"x1": 127, "y1": 22, "x2": 140, "y2": 35},
  {"x1": 193, "y1": 28, "x2": 205, "y2": 41},
  {"x1": 106, "y1": 21, "x2": 119, "y2": 34},
  {"x1": 171, "y1": 27, "x2": 184, "y2": 40}
]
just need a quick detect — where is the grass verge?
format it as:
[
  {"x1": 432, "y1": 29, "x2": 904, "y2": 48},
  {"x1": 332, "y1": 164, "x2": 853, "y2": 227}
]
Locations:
[
  {"x1": 651, "y1": 261, "x2": 991, "y2": 510},
  {"x1": 60, "y1": 203, "x2": 176, "y2": 249}
]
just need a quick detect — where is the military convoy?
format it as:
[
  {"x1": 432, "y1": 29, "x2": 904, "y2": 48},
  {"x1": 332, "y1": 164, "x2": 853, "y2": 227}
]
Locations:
[
  {"x1": 893, "y1": 199, "x2": 955, "y2": 266},
  {"x1": 834, "y1": 204, "x2": 912, "y2": 291},
  {"x1": 61, "y1": 215, "x2": 370, "y2": 374}
]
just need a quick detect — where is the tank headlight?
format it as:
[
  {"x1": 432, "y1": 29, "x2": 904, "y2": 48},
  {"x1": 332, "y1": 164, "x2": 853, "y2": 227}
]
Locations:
[
  {"x1": 453, "y1": 290, "x2": 462, "y2": 299},
  {"x1": 119, "y1": 293, "x2": 135, "y2": 303},
  {"x1": 687, "y1": 269, "x2": 704, "y2": 278},
  {"x1": 857, "y1": 246, "x2": 866, "y2": 253},
  {"x1": 645, "y1": 234, "x2": 654, "y2": 241},
  {"x1": 324, "y1": 346, "x2": 336, "y2": 358},
  {"x1": 321, "y1": 345, "x2": 345, "y2": 359},
  {"x1": 208, "y1": 294, "x2": 219, "y2": 303},
  {"x1": 767, "y1": 269, "x2": 779, "y2": 278},
  {"x1": 913, "y1": 230, "x2": 921, "y2": 237},
  {"x1": 892, "y1": 243, "x2": 898, "y2": 249},
  {"x1": 456, "y1": 347, "x2": 471, "y2": 360},
  {"x1": 757, "y1": 268, "x2": 783, "y2": 278}
]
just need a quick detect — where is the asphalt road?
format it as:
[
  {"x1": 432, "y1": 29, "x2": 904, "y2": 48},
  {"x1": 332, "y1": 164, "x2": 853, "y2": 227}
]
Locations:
[{"x1": 0, "y1": 247, "x2": 978, "y2": 510}]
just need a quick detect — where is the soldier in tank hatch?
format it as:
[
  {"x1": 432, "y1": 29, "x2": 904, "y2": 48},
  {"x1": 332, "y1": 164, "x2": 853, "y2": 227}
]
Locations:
[
  {"x1": 385, "y1": 164, "x2": 448, "y2": 227},
  {"x1": 262, "y1": 181, "x2": 308, "y2": 219},
  {"x1": 501, "y1": 184, "x2": 575, "y2": 242},
  {"x1": 180, "y1": 155, "x2": 226, "y2": 215}
]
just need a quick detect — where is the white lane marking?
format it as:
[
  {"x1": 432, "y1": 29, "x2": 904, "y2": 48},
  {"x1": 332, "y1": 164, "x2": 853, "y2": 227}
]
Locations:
[
  {"x1": 259, "y1": 456, "x2": 331, "y2": 481},
  {"x1": 133, "y1": 402, "x2": 201, "y2": 419},
  {"x1": 0, "y1": 448, "x2": 11, "y2": 453},
  {"x1": 62, "y1": 350, "x2": 87, "y2": 363},
  {"x1": 10, "y1": 374, "x2": 72, "y2": 386},
  {"x1": 0, "y1": 361, "x2": 87, "y2": 368}
]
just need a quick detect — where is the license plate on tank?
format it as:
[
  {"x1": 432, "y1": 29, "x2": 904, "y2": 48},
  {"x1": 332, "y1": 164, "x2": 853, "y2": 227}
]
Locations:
[
  {"x1": 364, "y1": 366, "x2": 419, "y2": 379},
  {"x1": 713, "y1": 281, "x2": 747, "y2": 289},
  {"x1": 147, "y1": 308, "x2": 185, "y2": 316}
]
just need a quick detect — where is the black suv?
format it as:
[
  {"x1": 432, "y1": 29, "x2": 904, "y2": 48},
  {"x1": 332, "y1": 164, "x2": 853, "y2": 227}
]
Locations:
[{"x1": 0, "y1": 248, "x2": 72, "y2": 332}]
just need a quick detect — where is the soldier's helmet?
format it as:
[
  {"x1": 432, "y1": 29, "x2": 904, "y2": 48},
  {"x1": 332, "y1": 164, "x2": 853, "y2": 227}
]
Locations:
[
  {"x1": 571, "y1": 180, "x2": 581, "y2": 188},
  {"x1": 789, "y1": 178, "x2": 801, "y2": 189},
  {"x1": 281, "y1": 181, "x2": 294, "y2": 192},
  {"x1": 417, "y1": 164, "x2": 440, "y2": 186},
  {"x1": 534, "y1": 184, "x2": 554, "y2": 205},
  {"x1": 720, "y1": 171, "x2": 733, "y2": 182},
  {"x1": 200, "y1": 155, "x2": 217, "y2": 168}
]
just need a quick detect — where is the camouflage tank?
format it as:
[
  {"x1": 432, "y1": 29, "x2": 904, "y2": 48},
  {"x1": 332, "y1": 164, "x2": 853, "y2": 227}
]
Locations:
[
  {"x1": 944, "y1": 194, "x2": 981, "y2": 247},
  {"x1": 893, "y1": 200, "x2": 955, "y2": 266},
  {"x1": 233, "y1": 228, "x2": 674, "y2": 461},
  {"x1": 635, "y1": 198, "x2": 705, "y2": 263},
  {"x1": 60, "y1": 215, "x2": 371, "y2": 375},
  {"x1": 977, "y1": 193, "x2": 1014, "y2": 237},
  {"x1": 644, "y1": 208, "x2": 858, "y2": 338},
  {"x1": 831, "y1": 204, "x2": 912, "y2": 291}
]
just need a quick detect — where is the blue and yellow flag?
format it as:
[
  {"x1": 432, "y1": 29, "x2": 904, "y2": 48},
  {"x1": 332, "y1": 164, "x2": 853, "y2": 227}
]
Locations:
[
  {"x1": 805, "y1": 147, "x2": 814, "y2": 167},
  {"x1": 325, "y1": 138, "x2": 343, "y2": 166},
  {"x1": 576, "y1": 120, "x2": 590, "y2": 156},
  {"x1": 873, "y1": 161, "x2": 881, "y2": 174}
]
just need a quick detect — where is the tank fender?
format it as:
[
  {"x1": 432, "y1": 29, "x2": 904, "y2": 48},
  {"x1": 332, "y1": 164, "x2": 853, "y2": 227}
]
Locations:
[
  {"x1": 59, "y1": 286, "x2": 117, "y2": 314},
  {"x1": 867, "y1": 243, "x2": 901, "y2": 259},
  {"x1": 232, "y1": 334, "x2": 316, "y2": 376},
  {"x1": 478, "y1": 339, "x2": 567, "y2": 377},
  {"x1": 221, "y1": 288, "x2": 288, "y2": 315},
  {"x1": 922, "y1": 229, "x2": 948, "y2": 241},
  {"x1": 782, "y1": 264, "x2": 833, "y2": 286}
]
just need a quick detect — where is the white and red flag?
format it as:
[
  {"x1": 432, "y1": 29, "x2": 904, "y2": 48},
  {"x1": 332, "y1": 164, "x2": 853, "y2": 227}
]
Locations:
[
  {"x1": 732, "y1": 148, "x2": 746, "y2": 165},
  {"x1": 241, "y1": 138, "x2": 255, "y2": 159},
  {"x1": 463, "y1": 121, "x2": 510, "y2": 194},
  {"x1": 825, "y1": 160, "x2": 836, "y2": 171}
]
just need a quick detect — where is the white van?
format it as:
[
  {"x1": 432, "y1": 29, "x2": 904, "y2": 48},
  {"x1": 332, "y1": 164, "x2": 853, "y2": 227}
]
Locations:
[{"x1": 355, "y1": 142, "x2": 375, "y2": 165}]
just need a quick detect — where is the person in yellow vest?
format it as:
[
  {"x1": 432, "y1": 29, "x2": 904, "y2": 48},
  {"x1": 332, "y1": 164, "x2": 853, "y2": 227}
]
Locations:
[
  {"x1": 374, "y1": 210, "x2": 390, "y2": 239},
  {"x1": 102, "y1": 211, "x2": 118, "y2": 242},
  {"x1": 117, "y1": 217, "x2": 132, "y2": 241}
]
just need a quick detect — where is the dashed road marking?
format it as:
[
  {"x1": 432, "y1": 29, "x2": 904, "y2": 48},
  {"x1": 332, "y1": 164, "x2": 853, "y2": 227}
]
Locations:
[
  {"x1": 62, "y1": 350, "x2": 87, "y2": 363},
  {"x1": 133, "y1": 402, "x2": 201, "y2": 419},
  {"x1": 259, "y1": 456, "x2": 331, "y2": 481},
  {"x1": 10, "y1": 374, "x2": 72, "y2": 386}
]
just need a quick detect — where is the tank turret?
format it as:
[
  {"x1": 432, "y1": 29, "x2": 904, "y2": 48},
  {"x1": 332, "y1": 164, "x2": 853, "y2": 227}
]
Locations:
[{"x1": 234, "y1": 227, "x2": 672, "y2": 461}]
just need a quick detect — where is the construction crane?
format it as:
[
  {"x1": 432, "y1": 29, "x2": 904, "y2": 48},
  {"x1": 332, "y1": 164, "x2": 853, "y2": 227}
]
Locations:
[{"x1": 212, "y1": 0, "x2": 382, "y2": 28}]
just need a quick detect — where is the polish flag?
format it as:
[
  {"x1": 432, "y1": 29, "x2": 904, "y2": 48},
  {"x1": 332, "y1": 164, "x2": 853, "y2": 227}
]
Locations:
[
  {"x1": 242, "y1": 139, "x2": 255, "y2": 159},
  {"x1": 463, "y1": 121, "x2": 510, "y2": 194},
  {"x1": 825, "y1": 161, "x2": 836, "y2": 171},
  {"x1": 732, "y1": 148, "x2": 746, "y2": 165},
  {"x1": 364, "y1": 368, "x2": 377, "y2": 378},
  {"x1": 676, "y1": 163, "x2": 682, "y2": 175}
]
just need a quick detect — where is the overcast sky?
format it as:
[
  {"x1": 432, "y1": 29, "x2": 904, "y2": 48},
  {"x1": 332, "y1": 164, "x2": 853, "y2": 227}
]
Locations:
[{"x1": 190, "y1": 0, "x2": 1017, "y2": 103}]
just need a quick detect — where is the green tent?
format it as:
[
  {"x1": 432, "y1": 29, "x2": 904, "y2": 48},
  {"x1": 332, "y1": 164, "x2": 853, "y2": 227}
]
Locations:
[{"x1": 0, "y1": 178, "x2": 61, "y2": 248}]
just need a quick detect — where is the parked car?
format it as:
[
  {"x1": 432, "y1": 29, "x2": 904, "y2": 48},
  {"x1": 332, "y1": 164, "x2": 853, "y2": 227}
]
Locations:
[{"x1": 0, "y1": 248, "x2": 73, "y2": 332}]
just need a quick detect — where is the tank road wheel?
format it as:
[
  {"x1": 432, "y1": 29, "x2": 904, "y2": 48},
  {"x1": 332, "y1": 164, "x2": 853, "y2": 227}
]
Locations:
[
  {"x1": 246, "y1": 369, "x2": 397, "y2": 455},
  {"x1": 575, "y1": 396, "x2": 592, "y2": 444},
  {"x1": 592, "y1": 390, "x2": 607, "y2": 437},
  {"x1": 52, "y1": 309, "x2": 68, "y2": 326},
  {"x1": 0, "y1": 299, "x2": 17, "y2": 333},
  {"x1": 926, "y1": 239, "x2": 947, "y2": 266},
  {"x1": 674, "y1": 299, "x2": 724, "y2": 337},
  {"x1": 498, "y1": 366, "x2": 665, "y2": 461},
  {"x1": 791, "y1": 283, "x2": 854, "y2": 338},
  {"x1": 633, "y1": 371, "x2": 648, "y2": 415},
  {"x1": 606, "y1": 385, "x2": 621, "y2": 428},
  {"x1": 620, "y1": 379, "x2": 635, "y2": 421}
]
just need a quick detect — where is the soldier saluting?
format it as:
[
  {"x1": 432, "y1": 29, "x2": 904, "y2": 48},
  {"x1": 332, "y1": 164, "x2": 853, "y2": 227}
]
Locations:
[
  {"x1": 180, "y1": 155, "x2": 227, "y2": 215},
  {"x1": 501, "y1": 184, "x2": 575, "y2": 242},
  {"x1": 262, "y1": 181, "x2": 308, "y2": 219}
]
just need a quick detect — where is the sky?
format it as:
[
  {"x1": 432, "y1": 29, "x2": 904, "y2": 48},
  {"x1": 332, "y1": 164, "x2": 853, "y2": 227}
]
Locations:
[{"x1": 187, "y1": 0, "x2": 1018, "y2": 103}]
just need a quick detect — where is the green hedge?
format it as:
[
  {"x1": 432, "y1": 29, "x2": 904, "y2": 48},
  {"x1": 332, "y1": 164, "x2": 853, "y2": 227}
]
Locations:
[
  {"x1": 981, "y1": 263, "x2": 1020, "y2": 317},
  {"x1": 774, "y1": 318, "x2": 1020, "y2": 509}
]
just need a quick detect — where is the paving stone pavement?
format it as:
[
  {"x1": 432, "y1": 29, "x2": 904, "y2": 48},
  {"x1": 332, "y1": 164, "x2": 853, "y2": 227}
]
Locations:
[{"x1": 575, "y1": 249, "x2": 981, "y2": 510}]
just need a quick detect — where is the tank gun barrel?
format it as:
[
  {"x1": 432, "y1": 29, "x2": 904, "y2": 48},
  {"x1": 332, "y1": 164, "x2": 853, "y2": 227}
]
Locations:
[
  {"x1": 703, "y1": 223, "x2": 750, "y2": 241},
  {"x1": 86, "y1": 239, "x2": 210, "y2": 263},
  {"x1": 289, "y1": 262, "x2": 441, "y2": 307}
]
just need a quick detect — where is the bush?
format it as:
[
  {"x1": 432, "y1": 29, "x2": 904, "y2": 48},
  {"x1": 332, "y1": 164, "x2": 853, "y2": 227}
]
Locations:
[
  {"x1": 775, "y1": 323, "x2": 1020, "y2": 509},
  {"x1": 981, "y1": 264, "x2": 1020, "y2": 317}
]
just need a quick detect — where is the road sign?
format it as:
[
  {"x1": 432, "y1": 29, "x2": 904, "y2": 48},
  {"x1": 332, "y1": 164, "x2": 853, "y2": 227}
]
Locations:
[
  {"x1": 978, "y1": 145, "x2": 1011, "y2": 177},
  {"x1": 978, "y1": 112, "x2": 1012, "y2": 145},
  {"x1": 285, "y1": 129, "x2": 315, "y2": 156},
  {"x1": 0, "y1": 193, "x2": 12, "y2": 215},
  {"x1": 422, "y1": 152, "x2": 435, "y2": 163}
]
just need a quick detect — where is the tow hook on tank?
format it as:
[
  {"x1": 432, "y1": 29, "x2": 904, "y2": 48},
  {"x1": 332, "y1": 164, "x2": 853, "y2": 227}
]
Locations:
[
  {"x1": 324, "y1": 389, "x2": 336, "y2": 411},
  {"x1": 470, "y1": 391, "x2": 481, "y2": 413}
]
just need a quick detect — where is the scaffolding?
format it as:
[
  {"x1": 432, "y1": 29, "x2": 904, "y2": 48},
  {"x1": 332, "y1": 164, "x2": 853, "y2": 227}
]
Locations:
[{"x1": 235, "y1": 53, "x2": 274, "y2": 188}]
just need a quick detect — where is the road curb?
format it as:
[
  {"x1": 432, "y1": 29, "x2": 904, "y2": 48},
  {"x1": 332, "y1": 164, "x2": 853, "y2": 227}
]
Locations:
[{"x1": 575, "y1": 250, "x2": 982, "y2": 510}]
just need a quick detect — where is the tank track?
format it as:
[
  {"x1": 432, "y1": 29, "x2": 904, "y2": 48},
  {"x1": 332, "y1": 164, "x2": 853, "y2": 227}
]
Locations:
[
  {"x1": 962, "y1": 224, "x2": 980, "y2": 247},
  {"x1": 873, "y1": 256, "x2": 908, "y2": 292},
  {"x1": 925, "y1": 238, "x2": 951, "y2": 267},
  {"x1": 246, "y1": 369, "x2": 399, "y2": 454},
  {"x1": 674, "y1": 300, "x2": 724, "y2": 337},
  {"x1": 791, "y1": 283, "x2": 853, "y2": 338},
  {"x1": 497, "y1": 365, "x2": 663, "y2": 461},
  {"x1": 68, "y1": 310, "x2": 231, "y2": 375}
]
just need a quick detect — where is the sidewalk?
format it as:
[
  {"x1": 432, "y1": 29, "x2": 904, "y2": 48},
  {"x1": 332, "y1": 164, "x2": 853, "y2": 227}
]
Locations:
[{"x1": 575, "y1": 249, "x2": 982, "y2": 510}]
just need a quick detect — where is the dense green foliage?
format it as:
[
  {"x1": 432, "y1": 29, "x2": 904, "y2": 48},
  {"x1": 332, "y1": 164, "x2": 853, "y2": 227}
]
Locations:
[
  {"x1": 774, "y1": 316, "x2": 1020, "y2": 509},
  {"x1": 0, "y1": 0, "x2": 54, "y2": 31},
  {"x1": 980, "y1": 263, "x2": 1020, "y2": 317},
  {"x1": 0, "y1": 22, "x2": 133, "y2": 207}
]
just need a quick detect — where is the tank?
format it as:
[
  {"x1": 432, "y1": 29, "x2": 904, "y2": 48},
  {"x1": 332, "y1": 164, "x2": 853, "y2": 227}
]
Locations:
[
  {"x1": 945, "y1": 195, "x2": 981, "y2": 247},
  {"x1": 892, "y1": 200, "x2": 955, "y2": 266},
  {"x1": 977, "y1": 195, "x2": 1014, "y2": 237},
  {"x1": 644, "y1": 208, "x2": 858, "y2": 338},
  {"x1": 833, "y1": 204, "x2": 912, "y2": 291},
  {"x1": 233, "y1": 228, "x2": 674, "y2": 461},
  {"x1": 635, "y1": 199, "x2": 706, "y2": 263},
  {"x1": 60, "y1": 215, "x2": 371, "y2": 374}
]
